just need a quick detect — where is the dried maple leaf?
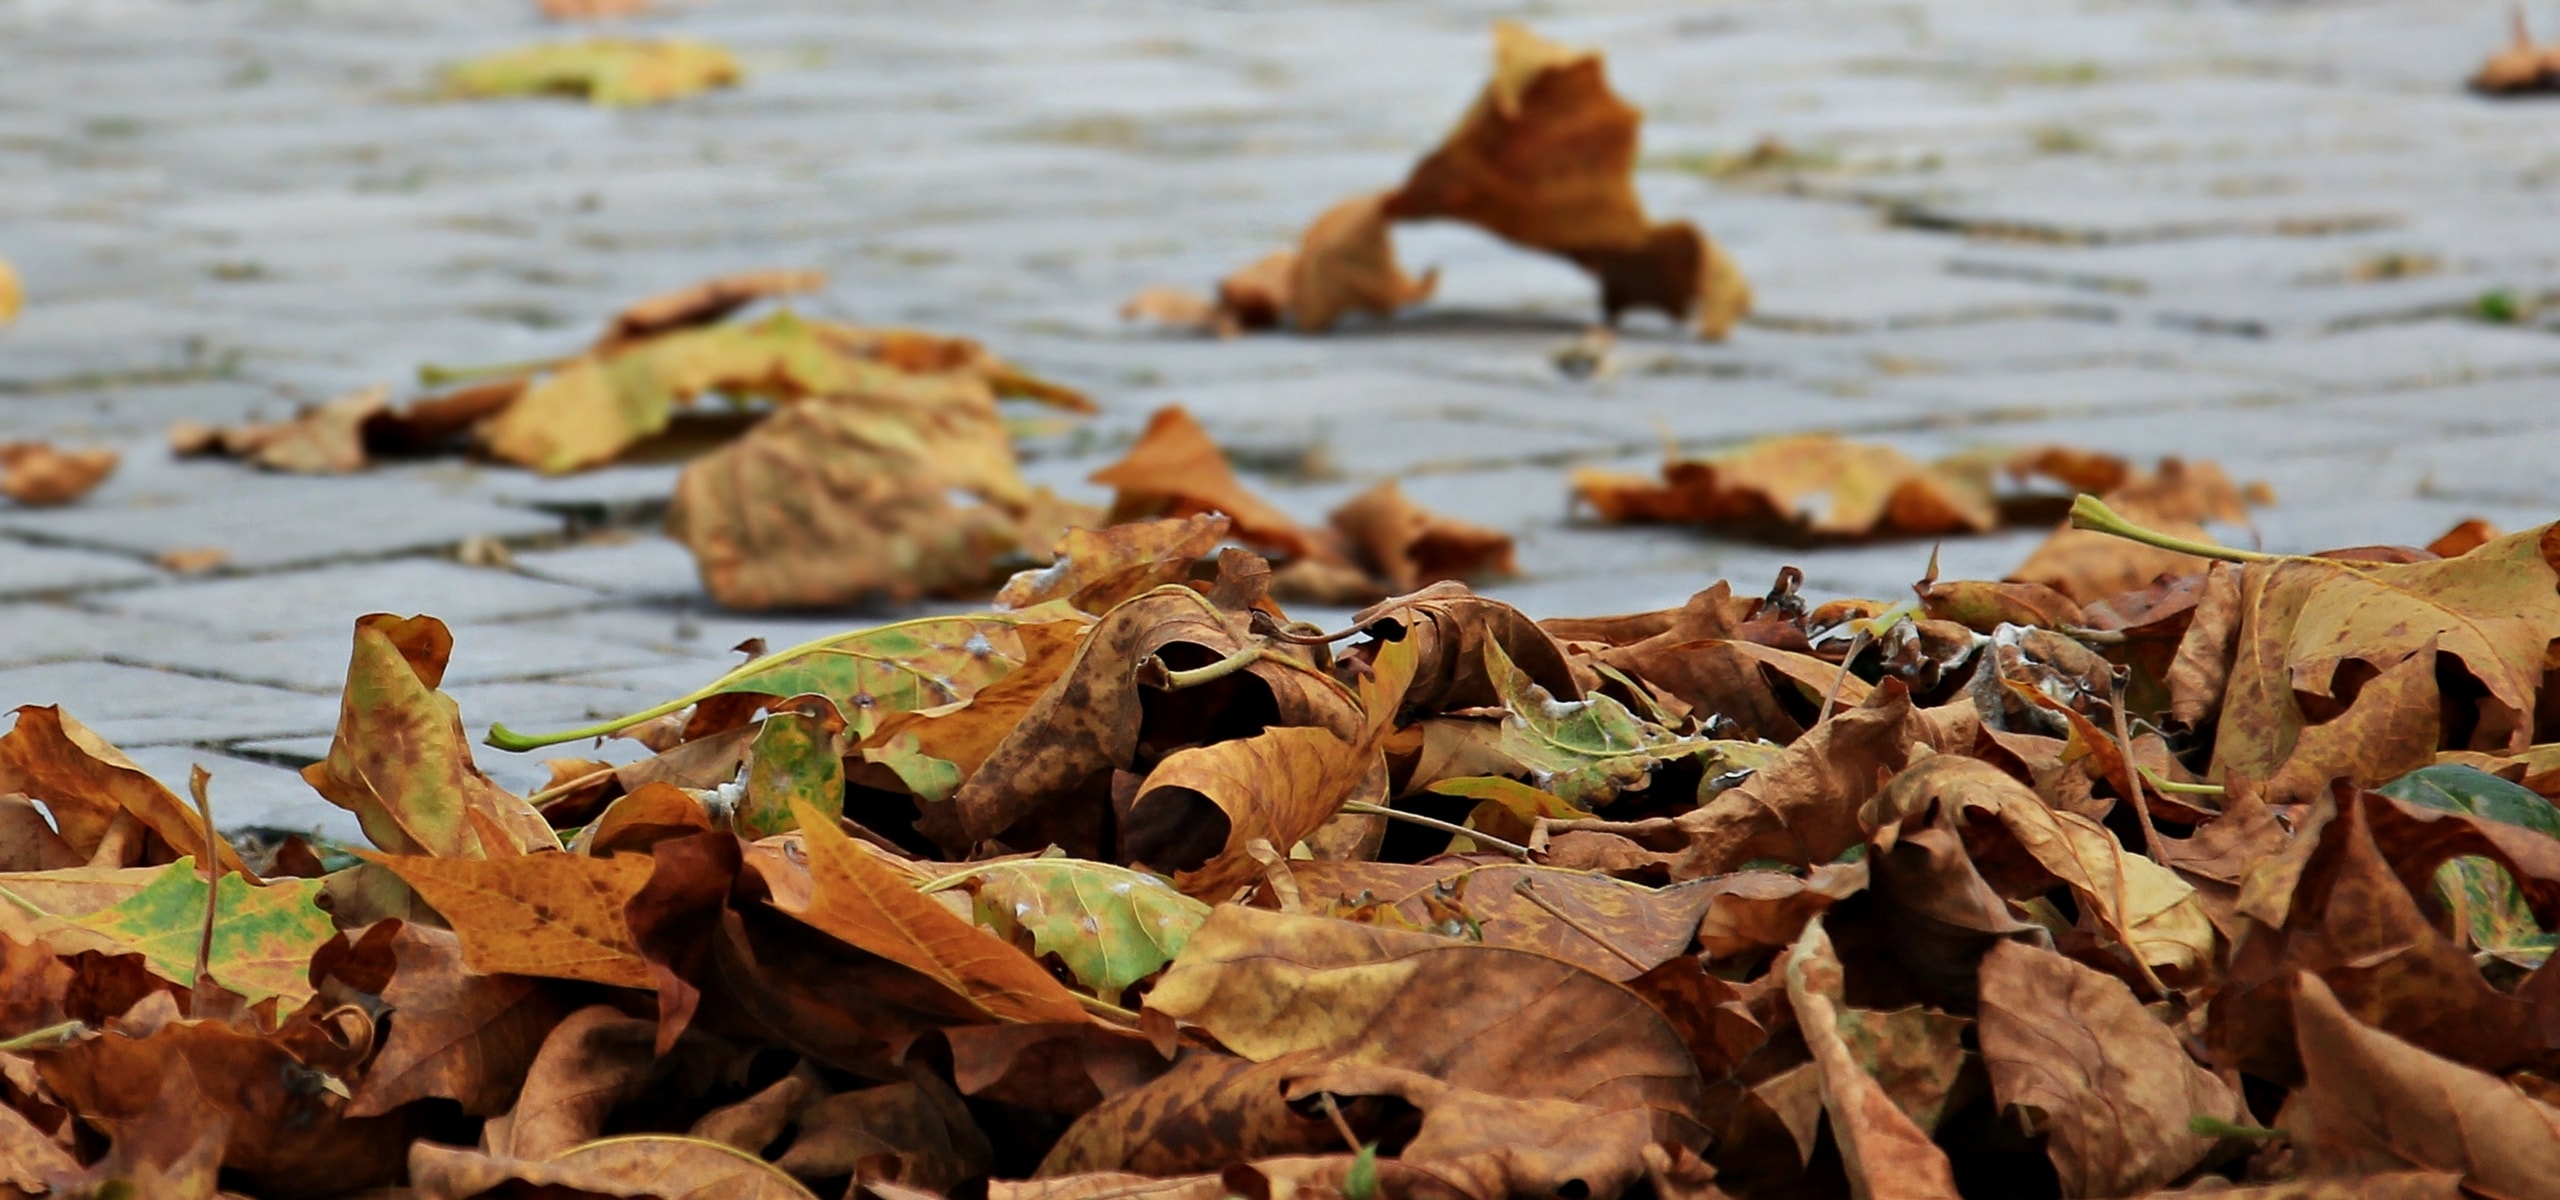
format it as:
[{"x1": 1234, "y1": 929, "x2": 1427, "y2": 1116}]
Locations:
[
  {"x1": 411, "y1": 1135, "x2": 818, "y2": 1200},
  {"x1": 348, "y1": 923, "x2": 568, "y2": 1118},
  {"x1": 0, "y1": 706, "x2": 248, "y2": 874},
  {"x1": 1329, "y1": 479, "x2": 1516, "y2": 592},
  {"x1": 996, "y1": 514, "x2": 1233, "y2": 614},
  {"x1": 19, "y1": 858, "x2": 331, "y2": 1009},
  {"x1": 1574, "y1": 435, "x2": 1997, "y2": 539},
  {"x1": 1218, "y1": 193, "x2": 1440, "y2": 333},
  {"x1": 2216, "y1": 524, "x2": 2560, "y2": 799},
  {"x1": 370, "y1": 850, "x2": 659, "y2": 989},
  {"x1": 665, "y1": 391, "x2": 1031, "y2": 609},
  {"x1": 1781, "y1": 920, "x2": 1963, "y2": 1200},
  {"x1": 765, "y1": 800, "x2": 1090, "y2": 1024},
  {"x1": 1976, "y1": 940, "x2": 2242, "y2": 1195},
  {"x1": 0, "y1": 441, "x2": 116, "y2": 506},
  {"x1": 1383, "y1": 23, "x2": 1750, "y2": 336},
  {"x1": 306, "y1": 614, "x2": 557, "y2": 857},
  {"x1": 1089, "y1": 406, "x2": 1332, "y2": 564},
  {"x1": 598, "y1": 270, "x2": 826, "y2": 350},
  {"x1": 2287, "y1": 972, "x2": 2560, "y2": 1192},
  {"x1": 444, "y1": 39, "x2": 742, "y2": 106}
]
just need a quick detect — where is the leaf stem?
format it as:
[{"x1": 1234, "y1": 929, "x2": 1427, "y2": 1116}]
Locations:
[
  {"x1": 2189, "y1": 1115, "x2": 2285, "y2": 1141},
  {"x1": 2137, "y1": 767, "x2": 2227, "y2": 795},
  {"x1": 1341, "y1": 801, "x2": 1532, "y2": 860},
  {"x1": 2068, "y1": 496, "x2": 2275, "y2": 564},
  {"x1": 486, "y1": 611, "x2": 1034, "y2": 752},
  {"x1": 1139, "y1": 639, "x2": 1267, "y2": 690},
  {"x1": 0, "y1": 1021, "x2": 84, "y2": 1053},
  {"x1": 416, "y1": 355, "x2": 561, "y2": 386}
]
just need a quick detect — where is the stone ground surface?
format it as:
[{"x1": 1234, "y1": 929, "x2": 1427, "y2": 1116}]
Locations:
[{"x1": 7, "y1": 0, "x2": 2560, "y2": 837}]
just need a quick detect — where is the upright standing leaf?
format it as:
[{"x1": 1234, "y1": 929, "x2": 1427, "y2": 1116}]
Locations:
[{"x1": 306, "y1": 615, "x2": 555, "y2": 857}]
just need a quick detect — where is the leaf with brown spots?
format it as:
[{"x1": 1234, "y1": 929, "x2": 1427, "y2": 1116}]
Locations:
[{"x1": 370, "y1": 850, "x2": 658, "y2": 989}]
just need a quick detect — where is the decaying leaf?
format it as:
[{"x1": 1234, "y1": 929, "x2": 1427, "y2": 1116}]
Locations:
[
  {"x1": 0, "y1": 441, "x2": 117, "y2": 506},
  {"x1": 445, "y1": 39, "x2": 742, "y2": 106}
]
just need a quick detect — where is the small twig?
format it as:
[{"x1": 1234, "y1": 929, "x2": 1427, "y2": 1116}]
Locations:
[
  {"x1": 1317, "y1": 1093, "x2": 1364, "y2": 1155},
  {"x1": 0, "y1": 1021, "x2": 84, "y2": 1053},
  {"x1": 2106, "y1": 672, "x2": 2170, "y2": 862},
  {"x1": 415, "y1": 355, "x2": 561, "y2": 386},
  {"x1": 1137, "y1": 639, "x2": 1266, "y2": 690},
  {"x1": 1817, "y1": 628, "x2": 1872, "y2": 727},
  {"x1": 189, "y1": 766, "x2": 222, "y2": 1009},
  {"x1": 2137, "y1": 768, "x2": 2226, "y2": 796},
  {"x1": 524, "y1": 763, "x2": 620, "y2": 810},
  {"x1": 1248, "y1": 609, "x2": 1376, "y2": 646},
  {"x1": 1073, "y1": 992, "x2": 1141, "y2": 1025},
  {"x1": 1512, "y1": 878, "x2": 1650, "y2": 972},
  {"x1": 1340, "y1": 802, "x2": 1531, "y2": 860}
]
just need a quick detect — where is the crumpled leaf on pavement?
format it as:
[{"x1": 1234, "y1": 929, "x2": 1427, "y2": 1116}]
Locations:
[
  {"x1": 1129, "y1": 23, "x2": 1750, "y2": 338},
  {"x1": 0, "y1": 440, "x2": 117, "y2": 506},
  {"x1": 444, "y1": 38, "x2": 742, "y2": 106},
  {"x1": 0, "y1": 257, "x2": 20, "y2": 324},
  {"x1": 2473, "y1": 9, "x2": 2560, "y2": 93}
]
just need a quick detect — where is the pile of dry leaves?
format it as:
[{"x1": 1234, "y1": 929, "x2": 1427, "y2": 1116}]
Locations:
[
  {"x1": 1127, "y1": 25, "x2": 1752, "y2": 339},
  {"x1": 1, "y1": 497, "x2": 2555, "y2": 1200}
]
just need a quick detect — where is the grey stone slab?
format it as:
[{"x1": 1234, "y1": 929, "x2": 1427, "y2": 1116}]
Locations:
[
  {"x1": 114, "y1": 745, "x2": 367, "y2": 843},
  {"x1": 0, "y1": 663, "x2": 337, "y2": 746},
  {"x1": 0, "y1": 538, "x2": 159, "y2": 598},
  {"x1": 2186, "y1": 322, "x2": 2560, "y2": 392},
  {"x1": 1864, "y1": 365, "x2": 2291, "y2": 422},
  {"x1": 511, "y1": 536, "x2": 704, "y2": 602},
  {"x1": 93, "y1": 559, "x2": 607, "y2": 637},
  {"x1": 0, "y1": 602, "x2": 161, "y2": 669},
  {"x1": 101, "y1": 617, "x2": 696, "y2": 695}
]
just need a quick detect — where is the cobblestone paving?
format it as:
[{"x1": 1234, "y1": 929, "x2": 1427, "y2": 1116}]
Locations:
[{"x1": 7, "y1": 0, "x2": 2560, "y2": 835}]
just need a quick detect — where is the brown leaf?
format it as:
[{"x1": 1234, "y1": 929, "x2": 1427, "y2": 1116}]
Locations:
[
  {"x1": 304, "y1": 614, "x2": 556, "y2": 858},
  {"x1": 1278, "y1": 861, "x2": 1718, "y2": 980},
  {"x1": 1976, "y1": 940, "x2": 2239, "y2": 1197},
  {"x1": 600, "y1": 269, "x2": 825, "y2": 350},
  {"x1": 0, "y1": 442, "x2": 117, "y2": 506},
  {"x1": 2217, "y1": 789, "x2": 2538, "y2": 1083},
  {"x1": 773, "y1": 1075, "x2": 992, "y2": 1191},
  {"x1": 1573, "y1": 435, "x2": 1996, "y2": 539},
  {"x1": 2218, "y1": 524, "x2": 2560, "y2": 786},
  {"x1": 36, "y1": 1017, "x2": 410, "y2": 1196},
  {"x1": 2287, "y1": 972, "x2": 2560, "y2": 1192},
  {"x1": 1664, "y1": 683, "x2": 1947, "y2": 878},
  {"x1": 1328, "y1": 480, "x2": 1514, "y2": 593},
  {"x1": 1382, "y1": 23, "x2": 1747, "y2": 334},
  {"x1": 1089, "y1": 407, "x2": 1327, "y2": 563},
  {"x1": 371, "y1": 850, "x2": 658, "y2": 989},
  {"x1": 410, "y1": 1135, "x2": 819, "y2": 1200},
  {"x1": 1272, "y1": 192, "x2": 1440, "y2": 333},
  {"x1": 667, "y1": 390, "x2": 1031, "y2": 610},
  {"x1": 2427, "y1": 517, "x2": 2500, "y2": 558},
  {"x1": 349, "y1": 923, "x2": 569, "y2": 1118},
  {"x1": 0, "y1": 706, "x2": 248, "y2": 875},
  {"x1": 995, "y1": 514, "x2": 1232, "y2": 614},
  {"x1": 1128, "y1": 726, "x2": 1376, "y2": 900},
  {"x1": 1781, "y1": 920, "x2": 1963, "y2": 1200},
  {"x1": 485, "y1": 1004, "x2": 659, "y2": 1160},
  {"x1": 766, "y1": 799, "x2": 1089, "y2": 1024}
]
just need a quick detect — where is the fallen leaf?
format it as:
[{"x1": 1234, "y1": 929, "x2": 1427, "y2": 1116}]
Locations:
[
  {"x1": 371, "y1": 850, "x2": 658, "y2": 989},
  {"x1": 600, "y1": 269, "x2": 826, "y2": 349},
  {"x1": 411, "y1": 1134, "x2": 819, "y2": 1200},
  {"x1": 1329, "y1": 480, "x2": 1515, "y2": 592},
  {"x1": 1782, "y1": 919, "x2": 1963, "y2": 1200},
  {"x1": 0, "y1": 442, "x2": 116, "y2": 506},
  {"x1": 0, "y1": 706, "x2": 248, "y2": 874},
  {"x1": 305, "y1": 614, "x2": 557, "y2": 857},
  {"x1": 445, "y1": 38, "x2": 742, "y2": 106},
  {"x1": 665, "y1": 390, "x2": 1031, "y2": 609},
  {"x1": 349, "y1": 923, "x2": 569, "y2": 1118},
  {"x1": 769, "y1": 798, "x2": 1090, "y2": 1024},
  {"x1": 1089, "y1": 406, "x2": 1330, "y2": 564},
  {"x1": 153, "y1": 546, "x2": 228, "y2": 574},
  {"x1": 0, "y1": 259, "x2": 18, "y2": 323},
  {"x1": 23, "y1": 857, "x2": 332, "y2": 1009},
  {"x1": 1977, "y1": 939, "x2": 2240, "y2": 1196},
  {"x1": 939, "y1": 859, "x2": 1211, "y2": 998},
  {"x1": 1382, "y1": 23, "x2": 1748, "y2": 335},
  {"x1": 1574, "y1": 435, "x2": 1995, "y2": 539},
  {"x1": 2286, "y1": 972, "x2": 2560, "y2": 1192},
  {"x1": 485, "y1": 1004, "x2": 659, "y2": 1159},
  {"x1": 996, "y1": 515, "x2": 1233, "y2": 614}
]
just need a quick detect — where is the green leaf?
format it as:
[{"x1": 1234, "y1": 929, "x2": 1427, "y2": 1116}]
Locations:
[
  {"x1": 489, "y1": 608, "x2": 1081, "y2": 751},
  {"x1": 1480, "y1": 639, "x2": 1724, "y2": 807},
  {"x1": 2379, "y1": 764, "x2": 2560, "y2": 971},
  {"x1": 739, "y1": 699, "x2": 847, "y2": 838},
  {"x1": 930, "y1": 859, "x2": 1211, "y2": 998},
  {"x1": 22, "y1": 859, "x2": 332, "y2": 1009},
  {"x1": 2379, "y1": 763, "x2": 2560, "y2": 838},
  {"x1": 444, "y1": 39, "x2": 742, "y2": 107},
  {"x1": 1345, "y1": 1142, "x2": 1380, "y2": 1200},
  {"x1": 861, "y1": 731, "x2": 962, "y2": 805}
]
